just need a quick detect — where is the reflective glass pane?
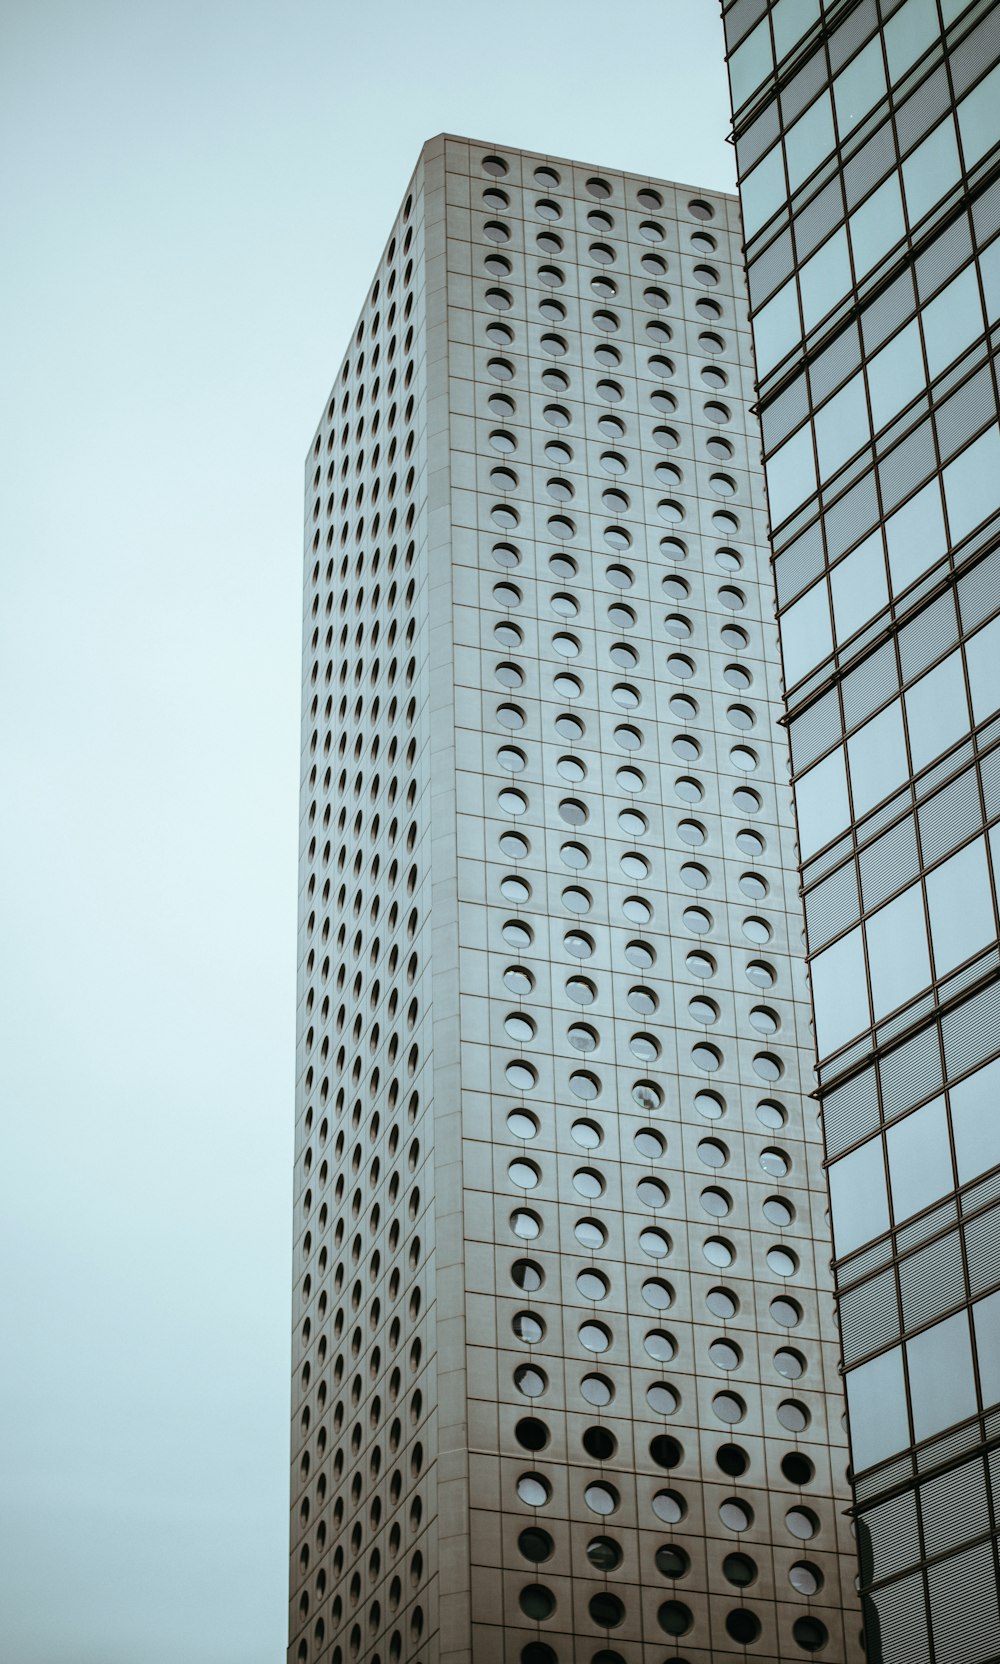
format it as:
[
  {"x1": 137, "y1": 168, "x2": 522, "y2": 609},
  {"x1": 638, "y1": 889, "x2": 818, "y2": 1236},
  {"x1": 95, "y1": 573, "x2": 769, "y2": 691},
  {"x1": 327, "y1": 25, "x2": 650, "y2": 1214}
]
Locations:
[
  {"x1": 866, "y1": 882, "x2": 931, "y2": 1018},
  {"x1": 850, "y1": 175, "x2": 905, "y2": 278},
  {"x1": 966, "y1": 614, "x2": 1000, "y2": 723},
  {"x1": 795, "y1": 747, "x2": 850, "y2": 858},
  {"x1": 907, "y1": 1310, "x2": 976, "y2": 1443},
  {"x1": 780, "y1": 577, "x2": 831, "y2": 687},
  {"x1": 922, "y1": 265, "x2": 982, "y2": 380},
  {"x1": 903, "y1": 118, "x2": 961, "y2": 226},
  {"x1": 828, "y1": 1136, "x2": 889, "y2": 1256},
  {"x1": 729, "y1": 16, "x2": 773, "y2": 106},
  {"x1": 958, "y1": 62, "x2": 1000, "y2": 167},
  {"x1": 833, "y1": 38, "x2": 886, "y2": 137},
  {"x1": 772, "y1": 0, "x2": 820, "y2": 60},
  {"x1": 943, "y1": 427, "x2": 1000, "y2": 545},
  {"x1": 742, "y1": 145, "x2": 786, "y2": 239},
  {"x1": 831, "y1": 531, "x2": 889, "y2": 642},
  {"x1": 848, "y1": 700, "x2": 907, "y2": 817},
  {"x1": 951, "y1": 1056, "x2": 1000, "y2": 1186},
  {"x1": 886, "y1": 1097, "x2": 952, "y2": 1223},
  {"x1": 867, "y1": 319, "x2": 924, "y2": 433},
  {"x1": 799, "y1": 228, "x2": 851, "y2": 332},
  {"x1": 814, "y1": 371, "x2": 868, "y2": 480},
  {"x1": 811, "y1": 926, "x2": 870, "y2": 1056},
  {"x1": 766, "y1": 423, "x2": 817, "y2": 525},
  {"x1": 754, "y1": 279, "x2": 800, "y2": 375},
  {"x1": 884, "y1": 0, "x2": 939, "y2": 86},
  {"x1": 904, "y1": 650, "x2": 968, "y2": 773},
  {"x1": 846, "y1": 1347, "x2": 909, "y2": 1472},
  {"x1": 884, "y1": 479, "x2": 946, "y2": 596},
  {"x1": 926, "y1": 837, "x2": 993, "y2": 974},
  {"x1": 786, "y1": 93, "x2": 835, "y2": 193},
  {"x1": 974, "y1": 1288, "x2": 1000, "y2": 1412}
]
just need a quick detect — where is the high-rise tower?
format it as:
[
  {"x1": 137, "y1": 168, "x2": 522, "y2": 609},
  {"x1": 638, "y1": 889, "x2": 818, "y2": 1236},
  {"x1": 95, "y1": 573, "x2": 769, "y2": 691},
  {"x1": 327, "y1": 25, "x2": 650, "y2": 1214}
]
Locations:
[
  {"x1": 291, "y1": 134, "x2": 860, "y2": 1664},
  {"x1": 722, "y1": 2, "x2": 1000, "y2": 1659}
]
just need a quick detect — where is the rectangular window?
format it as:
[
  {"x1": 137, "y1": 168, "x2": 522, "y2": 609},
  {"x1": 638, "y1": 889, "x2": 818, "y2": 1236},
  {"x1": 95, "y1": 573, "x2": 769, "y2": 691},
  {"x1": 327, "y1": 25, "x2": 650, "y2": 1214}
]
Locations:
[
  {"x1": 765, "y1": 423, "x2": 817, "y2": 526},
  {"x1": 973, "y1": 1288, "x2": 1000, "y2": 1412},
  {"x1": 830, "y1": 530, "x2": 889, "y2": 642},
  {"x1": 829, "y1": 1135, "x2": 890, "y2": 1255},
  {"x1": 800, "y1": 227, "x2": 852, "y2": 333},
  {"x1": 811, "y1": 925, "x2": 871, "y2": 1056},
  {"x1": 922, "y1": 263, "x2": 983, "y2": 379},
  {"x1": 948, "y1": 1054, "x2": 1000, "y2": 1186},
  {"x1": 850, "y1": 174, "x2": 905, "y2": 278},
  {"x1": 729, "y1": 14, "x2": 773, "y2": 108},
  {"x1": 904, "y1": 650, "x2": 969, "y2": 773},
  {"x1": 833, "y1": 37, "x2": 887, "y2": 138},
  {"x1": 741, "y1": 144, "x2": 787, "y2": 239},
  {"x1": 884, "y1": 478, "x2": 947, "y2": 596},
  {"x1": 926, "y1": 837, "x2": 994, "y2": 974},
  {"x1": 846, "y1": 1346, "x2": 909, "y2": 1472},
  {"x1": 780, "y1": 574, "x2": 832, "y2": 686},
  {"x1": 958, "y1": 61, "x2": 1000, "y2": 169},
  {"x1": 943, "y1": 425, "x2": 1000, "y2": 544},
  {"x1": 785, "y1": 92, "x2": 835, "y2": 193},
  {"x1": 814, "y1": 371, "x2": 869, "y2": 481},
  {"x1": 848, "y1": 699, "x2": 908, "y2": 816},
  {"x1": 886, "y1": 1096, "x2": 953, "y2": 1222},
  {"x1": 795, "y1": 747, "x2": 850, "y2": 858},
  {"x1": 752, "y1": 278, "x2": 801, "y2": 376},
  {"x1": 867, "y1": 319, "x2": 924, "y2": 432},
  {"x1": 866, "y1": 881, "x2": 932, "y2": 1019},
  {"x1": 771, "y1": 0, "x2": 821, "y2": 61},
  {"x1": 903, "y1": 117, "x2": 962, "y2": 226},
  {"x1": 884, "y1": 0, "x2": 940, "y2": 86},
  {"x1": 966, "y1": 613, "x2": 1000, "y2": 724},
  {"x1": 907, "y1": 1310, "x2": 977, "y2": 1442}
]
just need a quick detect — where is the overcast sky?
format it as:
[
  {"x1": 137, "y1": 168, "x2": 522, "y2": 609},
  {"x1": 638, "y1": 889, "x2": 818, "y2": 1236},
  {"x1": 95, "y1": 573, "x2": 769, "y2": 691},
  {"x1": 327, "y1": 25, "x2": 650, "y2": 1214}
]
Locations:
[{"x1": 0, "y1": 4, "x2": 734, "y2": 1659}]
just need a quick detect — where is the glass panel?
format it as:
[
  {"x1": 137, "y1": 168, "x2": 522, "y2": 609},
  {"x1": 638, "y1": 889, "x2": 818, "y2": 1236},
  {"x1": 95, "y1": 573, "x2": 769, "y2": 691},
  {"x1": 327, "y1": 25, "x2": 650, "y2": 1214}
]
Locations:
[
  {"x1": 831, "y1": 531, "x2": 889, "y2": 642},
  {"x1": 742, "y1": 145, "x2": 787, "y2": 239},
  {"x1": 867, "y1": 319, "x2": 924, "y2": 432},
  {"x1": 904, "y1": 650, "x2": 969, "y2": 773},
  {"x1": 851, "y1": 175, "x2": 905, "y2": 278},
  {"x1": 884, "y1": 0, "x2": 940, "y2": 86},
  {"x1": 781, "y1": 577, "x2": 832, "y2": 686},
  {"x1": 814, "y1": 371, "x2": 869, "y2": 480},
  {"x1": 786, "y1": 93, "x2": 835, "y2": 193},
  {"x1": 927, "y1": 838, "x2": 993, "y2": 974},
  {"x1": 922, "y1": 264, "x2": 983, "y2": 380},
  {"x1": 795, "y1": 747, "x2": 850, "y2": 858},
  {"x1": 848, "y1": 700, "x2": 908, "y2": 817},
  {"x1": 766, "y1": 423, "x2": 817, "y2": 526},
  {"x1": 811, "y1": 926, "x2": 870, "y2": 1056},
  {"x1": 866, "y1": 882, "x2": 931, "y2": 1019},
  {"x1": 980, "y1": 236, "x2": 1000, "y2": 330},
  {"x1": 903, "y1": 117, "x2": 962, "y2": 226},
  {"x1": 829, "y1": 1135, "x2": 889, "y2": 1255},
  {"x1": 772, "y1": 0, "x2": 821, "y2": 60},
  {"x1": 973, "y1": 1289, "x2": 1000, "y2": 1412},
  {"x1": 966, "y1": 614, "x2": 1000, "y2": 724},
  {"x1": 753, "y1": 278, "x2": 801, "y2": 375},
  {"x1": 833, "y1": 38, "x2": 887, "y2": 138},
  {"x1": 729, "y1": 16, "x2": 773, "y2": 108},
  {"x1": 943, "y1": 426, "x2": 1000, "y2": 544},
  {"x1": 846, "y1": 1347, "x2": 909, "y2": 1472},
  {"x1": 886, "y1": 1097, "x2": 952, "y2": 1222},
  {"x1": 949, "y1": 1055, "x2": 1000, "y2": 1186},
  {"x1": 800, "y1": 228, "x2": 852, "y2": 332},
  {"x1": 957, "y1": 62, "x2": 1000, "y2": 169},
  {"x1": 884, "y1": 479, "x2": 947, "y2": 596},
  {"x1": 907, "y1": 1310, "x2": 977, "y2": 1442}
]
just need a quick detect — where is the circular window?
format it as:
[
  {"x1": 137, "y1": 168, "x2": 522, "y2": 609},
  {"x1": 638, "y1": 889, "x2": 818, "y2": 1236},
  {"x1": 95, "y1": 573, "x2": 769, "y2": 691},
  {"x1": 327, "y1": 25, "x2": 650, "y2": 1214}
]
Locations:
[
  {"x1": 509, "y1": 1159, "x2": 539, "y2": 1189},
  {"x1": 720, "y1": 1498, "x2": 753, "y2": 1532},
  {"x1": 652, "y1": 1489, "x2": 686, "y2": 1524},
  {"x1": 726, "y1": 1609, "x2": 761, "y2": 1645},
  {"x1": 576, "y1": 1217, "x2": 606, "y2": 1249},
  {"x1": 655, "y1": 1543, "x2": 689, "y2": 1578},
  {"x1": 577, "y1": 1269, "x2": 609, "y2": 1302},
  {"x1": 642, "y1": 1277, "x2": 674, "y2": 1310},
  {"x1": 644, "y1": 1329, "x2": 676, "y2": 1362},
  {"x1": 704, "y1": 1236, "x2": 734, "y2": 1268},
  {"x1": 785, "y1": 1507, "x2": 819, "y2": 1541},
  {"x1": 657, "y1": 1600, "x2": 692, "y2": 1636},
  {"x1": 767, "y1": 1246, "x2": 798, "y2": 1277},
  {"x1": 707, "y1": 1286, "x2": 738, "y2": 1319},
  {"x1": 518, "y1": 1526, "x2": 553, "y2": 1563},
  {"x1": 789, "y1": 1561, "x2": 823, "y2": 1596},
  {"x1": 511, "y1": 1208, "x2": 541, "y2": 1240},
  {"x1": 770, "y1": 1296, "x2": 801, "y2": 1327},
  {"x1": 581, "y1": 1373, "x2": 614, "y2": 1406},
  {"x1": 579, "y1": 1321, "x2": 611, "y2": 1353},
  {"x1": 514, "y1": 1364, "x2": 548, "y2": 1398},
  {"x1": 516, "y1": 1472, "x2": 550, "y2": 1507},
  {"x1": 709, "y1": 1339, "x2": 741, "y2": 1371},
  {"x1": 586, "y1": 1534, "x2": 621, "y2": 1571},
  {"x1": 585, "y1": 1482, "x2": 618, "y2": 1516},
  {"x1": 774, "y1": 1348, "x2": 805, "y2": 1381},
  {"x1": 778, "y1": 1399, "x2": 810, "y2": 1433},
  {"x1": 513, "y1": 1310, "x2": 545, "y2": 1344},
  {"x1": 639, "y1": 1227, "x2": 671, "y2": 1259},
  {"x1": 723, "y1": 1552, "x2": 757, "y2": 1587},
  {"x1": 647, "y1": 1381, "x2": 678, "y2": 1415}
]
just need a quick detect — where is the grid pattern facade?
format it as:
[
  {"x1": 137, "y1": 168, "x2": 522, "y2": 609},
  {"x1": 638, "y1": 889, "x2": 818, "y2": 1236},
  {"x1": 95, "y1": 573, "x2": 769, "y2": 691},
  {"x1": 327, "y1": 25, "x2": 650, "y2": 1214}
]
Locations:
[
  {"x1": 291, "y1": 134, "x2": 861, "y2": 1664},
  {"x1": 722, "y1": 2, "x2": 1000, "y2": 1660}
]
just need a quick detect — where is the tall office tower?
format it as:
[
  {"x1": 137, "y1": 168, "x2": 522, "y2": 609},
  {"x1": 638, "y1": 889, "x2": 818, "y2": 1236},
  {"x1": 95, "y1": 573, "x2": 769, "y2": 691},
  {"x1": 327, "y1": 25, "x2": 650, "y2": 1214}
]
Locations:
[
  {"x1": 291, "y1": 134, "x2": 861, "y2": 1664},
  {"x1": 721, "y1": 2, "x2": 1000, "y2": 1660}
]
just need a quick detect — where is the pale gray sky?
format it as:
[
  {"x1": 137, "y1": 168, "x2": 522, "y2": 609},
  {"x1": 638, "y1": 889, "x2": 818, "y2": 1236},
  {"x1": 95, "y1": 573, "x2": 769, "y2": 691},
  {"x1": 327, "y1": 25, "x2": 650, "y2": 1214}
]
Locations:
[{"x1": 0, "y1": 4, "x2": 734, "y2": 1658}]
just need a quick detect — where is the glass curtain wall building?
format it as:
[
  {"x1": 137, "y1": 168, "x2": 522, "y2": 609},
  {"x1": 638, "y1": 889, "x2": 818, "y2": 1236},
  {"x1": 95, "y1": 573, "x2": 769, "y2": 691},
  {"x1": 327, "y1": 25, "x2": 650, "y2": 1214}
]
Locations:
[
  {"x1": 291, "y1": 134, "x2": 861, "y2": 1664},
  {"x1": 722, "y1": 2, "x2": 1000, "y2": 1659}
]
